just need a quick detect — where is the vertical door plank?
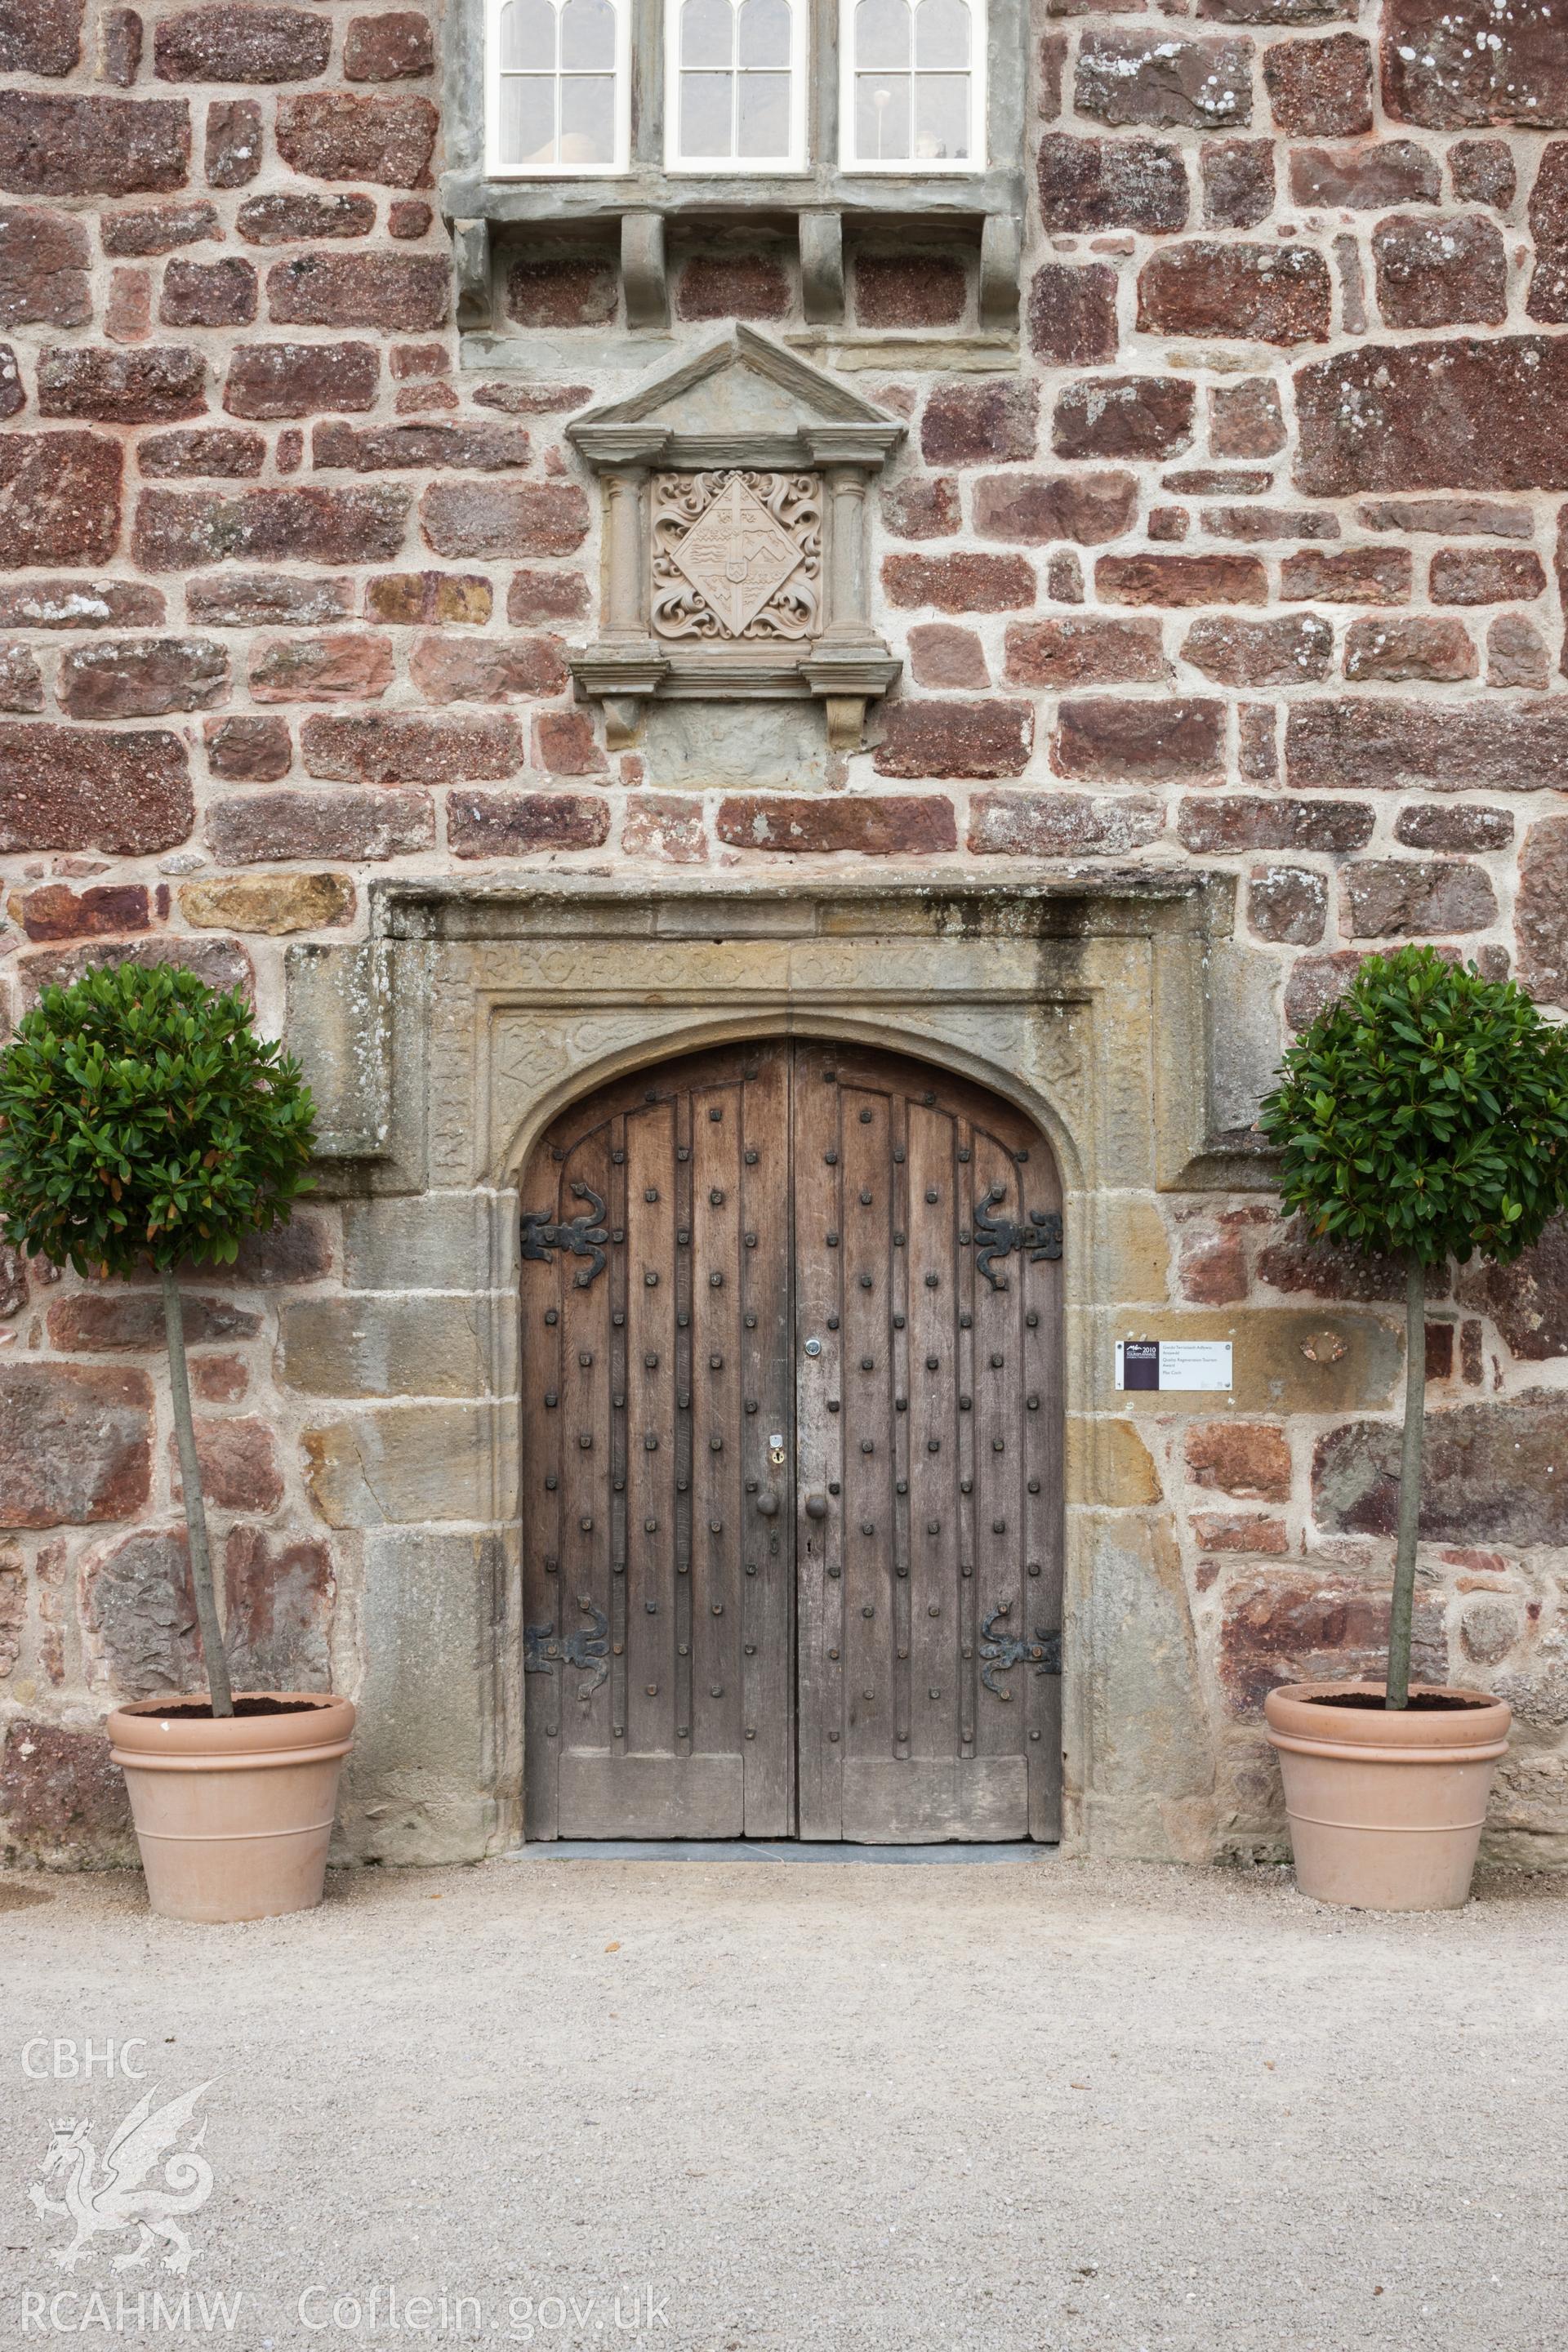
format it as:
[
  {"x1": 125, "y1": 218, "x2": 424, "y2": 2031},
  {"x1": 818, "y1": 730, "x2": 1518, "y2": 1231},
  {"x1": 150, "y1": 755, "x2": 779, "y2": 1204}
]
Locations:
[
  {"x1": 554, "y1": 1123, "x2": 614, "y2": 1779},
  {"x1": 793, "y1": 1049, "x2": 844, "y2": 1839},
  {"x1": 692, "y1": 1073, "x2": 743, "y2": 1778},
  {"x1": 1017, "y1": 1139, "x2": 1066, "y2": 1840},
  {"x1": 606, "y1": 1113, "x2": 631, "y2": 1765},
  {"x1": 672, "y1": 1084, "x2": 697, "y2": 1786},
  {"x1": 971, "y1": 1118, "x2": 1025, "y2": 1769},
  {"x1": 840, "y1": 1076, "x2": 895, "y2": 1775},
  {"x1": 953, "y1": 1116, "x2": 980, "y2": 1769},
  {"x1": 906, "y1": 1098, "x2": 960, "y2": 1780},
  {"x1": 740, "y1": 1048, "x2": 793, "y2": 1835},
  {"x1": 624, "y1": 1097, "x2": 677, "y2": 1765},
  {"x1": 888, "y1": 1094, "x2": 914, "y2": 1782},
  {"x1": 520, "y1": 1153, "x2": 567, "y2": 1842}
]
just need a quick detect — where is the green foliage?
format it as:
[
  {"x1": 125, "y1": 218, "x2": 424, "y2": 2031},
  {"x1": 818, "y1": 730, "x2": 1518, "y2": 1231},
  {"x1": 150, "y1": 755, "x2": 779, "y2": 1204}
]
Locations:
[
  {"x1": 1260, "y1": 947, "x2": 1568, "y2": 1269},
  {"x1": 0, "y1": 961, "x2": 315, "y2": 1279}
]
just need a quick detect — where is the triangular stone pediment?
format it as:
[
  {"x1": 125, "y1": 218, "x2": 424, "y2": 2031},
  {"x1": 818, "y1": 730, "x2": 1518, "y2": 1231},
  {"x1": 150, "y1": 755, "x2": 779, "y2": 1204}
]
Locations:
[
  {"x1": 568, "y1": 324, "x2": 904, "y2": 471},
  {"x1": 645, "y1": 360, "x2": 816, "y2": 439}
]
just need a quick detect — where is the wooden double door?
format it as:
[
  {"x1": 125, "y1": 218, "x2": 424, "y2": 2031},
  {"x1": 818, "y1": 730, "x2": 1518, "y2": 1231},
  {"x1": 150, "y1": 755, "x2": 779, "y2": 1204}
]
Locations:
[{"x1": 521, "y1": 1040, "x2": 1063, "y2": 1843}]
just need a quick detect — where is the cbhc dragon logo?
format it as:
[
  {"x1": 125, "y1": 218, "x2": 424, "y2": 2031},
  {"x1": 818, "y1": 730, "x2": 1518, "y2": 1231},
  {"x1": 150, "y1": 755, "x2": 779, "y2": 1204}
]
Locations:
[{"x1": 30, "y1": 2082, "x2": 216, "y2": 2274}]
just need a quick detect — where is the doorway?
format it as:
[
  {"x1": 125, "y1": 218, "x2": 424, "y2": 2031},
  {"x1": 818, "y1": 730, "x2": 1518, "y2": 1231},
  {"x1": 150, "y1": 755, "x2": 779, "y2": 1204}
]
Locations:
[{"x1": 520, "y1": 1039, "x2": 1064, "y2": 1842}]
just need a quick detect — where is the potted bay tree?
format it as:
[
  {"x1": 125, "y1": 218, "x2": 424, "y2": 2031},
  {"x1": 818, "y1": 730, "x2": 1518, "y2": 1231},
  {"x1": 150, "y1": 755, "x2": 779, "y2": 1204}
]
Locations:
[
  {"x1": 0, "y1": 962, "x2": 354, "y2": 1923},
  {"x1": 1258, "y1": 945, "x2": 1568, "y2": 1910}
]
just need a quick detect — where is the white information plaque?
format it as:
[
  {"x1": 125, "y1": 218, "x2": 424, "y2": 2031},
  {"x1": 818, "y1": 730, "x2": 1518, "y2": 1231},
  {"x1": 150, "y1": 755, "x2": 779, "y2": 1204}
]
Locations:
[{"x1": 1116, "y1": 1340, "x2": 1233, "y2": 1392}]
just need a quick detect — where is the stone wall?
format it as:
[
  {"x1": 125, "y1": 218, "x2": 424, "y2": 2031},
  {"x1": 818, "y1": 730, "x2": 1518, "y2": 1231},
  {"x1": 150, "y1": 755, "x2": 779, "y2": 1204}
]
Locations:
[{"x1": 2, "y1": 0, "x2": 1568, "y2": 1867}]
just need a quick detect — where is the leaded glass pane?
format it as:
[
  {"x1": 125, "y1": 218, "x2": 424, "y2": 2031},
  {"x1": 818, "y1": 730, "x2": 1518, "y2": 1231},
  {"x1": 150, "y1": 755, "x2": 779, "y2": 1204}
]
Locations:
[
  {"x1": 855, "y1": 0, "x2": 910, "y2": 71},
  {"x1": 915, "y1": 69, "x2": 969, "y2": 156},
  {"x1": 914, "y1": 0, "x2": 968, "y2": 69},
  {"x1": 682, "y1": 0, "x2": 734, "y2": 68},
  {"x1": 738, "y1": 69, "x2": 791, "y2": 151},
  {"x1": 681, "y1": 69, "x2": 735, "y2": 153},
  {"x1": 738, "y1": 0, "x2": 791, "y2": 69},
  {"x1": 500, "y1": 72, "x2": 557, "y2": 163},
  {"x1": 561, "y1": 0, "x2": 616, "y2": 69},
  {"x1": 855, "y1": 69, "x2": 910, "y2": 156},
  {"x1": 559, "y1": 70, "x2": 617, "y2": 162},
  {"x1": 501, "y1": 0, "x2": 555, "y2": 70}
]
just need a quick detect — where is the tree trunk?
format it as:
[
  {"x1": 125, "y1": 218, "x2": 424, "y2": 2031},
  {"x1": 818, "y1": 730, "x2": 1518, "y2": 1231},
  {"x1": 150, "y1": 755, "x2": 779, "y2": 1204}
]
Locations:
[
  {"x1": 1386, "y1": 1254, "x2": 1427, "y2": 1712},
  {"x1": 161, "y1": 1267, "x2": 234, "y2": 1718}
]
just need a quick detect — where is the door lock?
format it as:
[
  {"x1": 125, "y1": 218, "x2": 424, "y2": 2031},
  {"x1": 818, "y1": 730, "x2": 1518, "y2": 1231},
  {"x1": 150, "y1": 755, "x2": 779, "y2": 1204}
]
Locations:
[{"x1": 804, "y1": 1338, "x2": 822, "y2": 1357}]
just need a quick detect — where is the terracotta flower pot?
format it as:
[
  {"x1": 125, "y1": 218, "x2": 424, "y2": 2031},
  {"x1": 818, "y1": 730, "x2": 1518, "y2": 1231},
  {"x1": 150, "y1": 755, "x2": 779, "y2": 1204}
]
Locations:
[
  {"x1": 1265, "y1": 1680, "x2": 1509, "y2": 1913},
  {"x1": 106, "y1": 1692, "x2": 355, "y2": 1925}
]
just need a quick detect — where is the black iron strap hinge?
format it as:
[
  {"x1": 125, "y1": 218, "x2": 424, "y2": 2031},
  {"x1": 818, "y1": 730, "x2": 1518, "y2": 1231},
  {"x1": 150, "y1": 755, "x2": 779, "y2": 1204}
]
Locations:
[
  {"x1": 524, "y1": 1597, "x2": 610, "y2": 1696},
  {"x1": 972, "y1": 1190, "x2": 1062, "y2": 1290},
  {"x1": 520, "y1": 1183, "x2": 620, "y2": 1287},
  {"x1": 979, "y1": 1605, "x2": 1062, "y2": 1697}
]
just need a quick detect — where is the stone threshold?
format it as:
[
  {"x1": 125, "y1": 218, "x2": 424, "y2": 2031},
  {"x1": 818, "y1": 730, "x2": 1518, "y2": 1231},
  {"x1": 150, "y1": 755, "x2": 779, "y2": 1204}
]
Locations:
[{"x1": 505, "y1": 1841, "x2": 1055, "y2": 1865}]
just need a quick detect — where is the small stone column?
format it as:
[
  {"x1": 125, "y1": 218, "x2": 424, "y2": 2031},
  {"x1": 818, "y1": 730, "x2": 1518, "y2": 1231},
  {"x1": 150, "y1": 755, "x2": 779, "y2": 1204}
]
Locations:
[
  {"x1": 820, "y1": 463, "x2": 872, "y2": 646},
  {"x1": 602, "y1": 466, "x2": 648, "y2": 644}
]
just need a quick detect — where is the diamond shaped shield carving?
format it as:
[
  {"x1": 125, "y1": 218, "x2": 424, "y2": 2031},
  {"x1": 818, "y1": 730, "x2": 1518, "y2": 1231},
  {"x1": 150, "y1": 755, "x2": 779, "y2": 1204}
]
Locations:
[{"x1": 668, "y1": 476, "x2": 807, "y2": 638}]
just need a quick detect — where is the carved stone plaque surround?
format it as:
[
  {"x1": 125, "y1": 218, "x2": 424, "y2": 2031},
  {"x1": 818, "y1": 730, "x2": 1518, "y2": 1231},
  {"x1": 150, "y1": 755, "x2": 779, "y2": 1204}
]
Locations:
[{"x1": 566, "y1": 326, "x2": 903, "y2": 750}]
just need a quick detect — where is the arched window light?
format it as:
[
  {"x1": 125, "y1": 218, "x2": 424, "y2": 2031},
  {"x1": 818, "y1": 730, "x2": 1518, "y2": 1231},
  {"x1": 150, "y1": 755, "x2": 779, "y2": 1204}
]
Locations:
[
  {"x1": 841, "y1": 0, "x2": 984, "y2": 171},
  {"x1": 667, "y1": 0, "x2": 807, "y2": 171},
  {"x1": 490, "y1": 0, "x2": 630, "y2": 175}
]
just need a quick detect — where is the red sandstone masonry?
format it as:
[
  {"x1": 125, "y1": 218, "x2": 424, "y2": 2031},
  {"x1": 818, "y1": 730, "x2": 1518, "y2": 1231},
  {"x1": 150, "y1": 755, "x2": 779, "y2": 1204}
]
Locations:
[
  {"x1": 1054, "y1": 696, "x2": 1226, "y2": 782},
  {"x1": 715, "y1": 795, "x2": 957, "y2": 856},
  {"x1": 135, "y1": 487, "x2": 411, "y2": 569},
  {"x1": 882, "y1": 554, "x2": 1036, "y2": 612}
]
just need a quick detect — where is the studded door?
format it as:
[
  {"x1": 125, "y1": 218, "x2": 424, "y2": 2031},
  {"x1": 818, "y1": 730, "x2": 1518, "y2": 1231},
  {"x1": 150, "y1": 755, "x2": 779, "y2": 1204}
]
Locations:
[
  {"x1": 520, "y1": 1040, "x2": 1062, "y2": 1842},
  {"x1": 793, "y1": 1045, "x2": 1063, "y2": 1842},
  {"x1": 521, "y1": 1046, "x2": 794, "y2": 1841}
]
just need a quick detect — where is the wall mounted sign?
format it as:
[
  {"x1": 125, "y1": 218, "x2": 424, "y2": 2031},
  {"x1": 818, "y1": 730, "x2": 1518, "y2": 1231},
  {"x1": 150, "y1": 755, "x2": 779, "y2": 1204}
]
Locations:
[{"x1": 1116, "y1": 1340, "x2": 1233, "y2": 1392}]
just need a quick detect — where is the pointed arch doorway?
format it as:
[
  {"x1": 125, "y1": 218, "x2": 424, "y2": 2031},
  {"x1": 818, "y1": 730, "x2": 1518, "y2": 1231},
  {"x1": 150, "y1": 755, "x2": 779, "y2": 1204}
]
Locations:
[{"x1": 519, "y1": 1036, "x2": 1064, "y2": 1843}]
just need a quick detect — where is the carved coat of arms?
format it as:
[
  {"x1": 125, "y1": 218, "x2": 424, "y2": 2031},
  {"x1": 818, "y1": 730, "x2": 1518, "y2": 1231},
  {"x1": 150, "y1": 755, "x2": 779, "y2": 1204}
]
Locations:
[{"x1": 652, "y1": 470, "x2": 821, "y2": 640}]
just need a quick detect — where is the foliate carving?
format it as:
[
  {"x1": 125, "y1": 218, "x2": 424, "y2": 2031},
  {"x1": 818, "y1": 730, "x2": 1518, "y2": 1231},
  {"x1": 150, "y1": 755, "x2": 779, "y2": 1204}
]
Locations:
[{"x1": 650, "y1": 471, "x2": 822, "y2": 643}]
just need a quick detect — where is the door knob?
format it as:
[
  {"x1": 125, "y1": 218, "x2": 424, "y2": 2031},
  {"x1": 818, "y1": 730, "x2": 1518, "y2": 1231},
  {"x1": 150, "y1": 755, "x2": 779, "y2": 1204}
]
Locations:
[
  {"x1": 755, "y1": 1491, "x2": 780, "y2": 1517},
  {"x1": 805, "y1": 1493, "x2": 829, "y2": 1520}
]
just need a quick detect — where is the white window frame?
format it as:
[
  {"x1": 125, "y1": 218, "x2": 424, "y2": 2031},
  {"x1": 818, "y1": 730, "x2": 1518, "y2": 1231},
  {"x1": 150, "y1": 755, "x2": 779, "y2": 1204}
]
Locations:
[
  {"x1": 838, "y1": 0, "x2": 986, "y2": 175},
  {"x1": 663, "y1": 0, "x2": 810, "y2": 176},
  {"x1": 485, "y1": 0, "x2": 632, "y2": 180}
]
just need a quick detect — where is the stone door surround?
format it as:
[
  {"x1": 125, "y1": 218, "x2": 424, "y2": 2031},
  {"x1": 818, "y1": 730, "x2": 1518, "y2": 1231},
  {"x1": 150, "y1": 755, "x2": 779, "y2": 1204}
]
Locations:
[{"x1": 286, "y1": 870, "x2": 1272, "y2": 1866}]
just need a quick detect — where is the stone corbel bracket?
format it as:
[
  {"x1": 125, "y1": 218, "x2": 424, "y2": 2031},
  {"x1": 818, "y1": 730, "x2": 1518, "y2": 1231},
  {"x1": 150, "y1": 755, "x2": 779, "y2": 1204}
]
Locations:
[
  {"x1": 565, "y1": 325, "x2": 905, "y2": 751},
  {"x1": 452, "y1": 218, "x2": 491, "y2": 333}
]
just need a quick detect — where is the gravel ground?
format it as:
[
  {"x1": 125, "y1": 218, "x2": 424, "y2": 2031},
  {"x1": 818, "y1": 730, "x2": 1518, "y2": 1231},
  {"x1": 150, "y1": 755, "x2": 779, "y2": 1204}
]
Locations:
[{"x1": 1, "y1": 1854, "x2": 1563, "y2": 2352}]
